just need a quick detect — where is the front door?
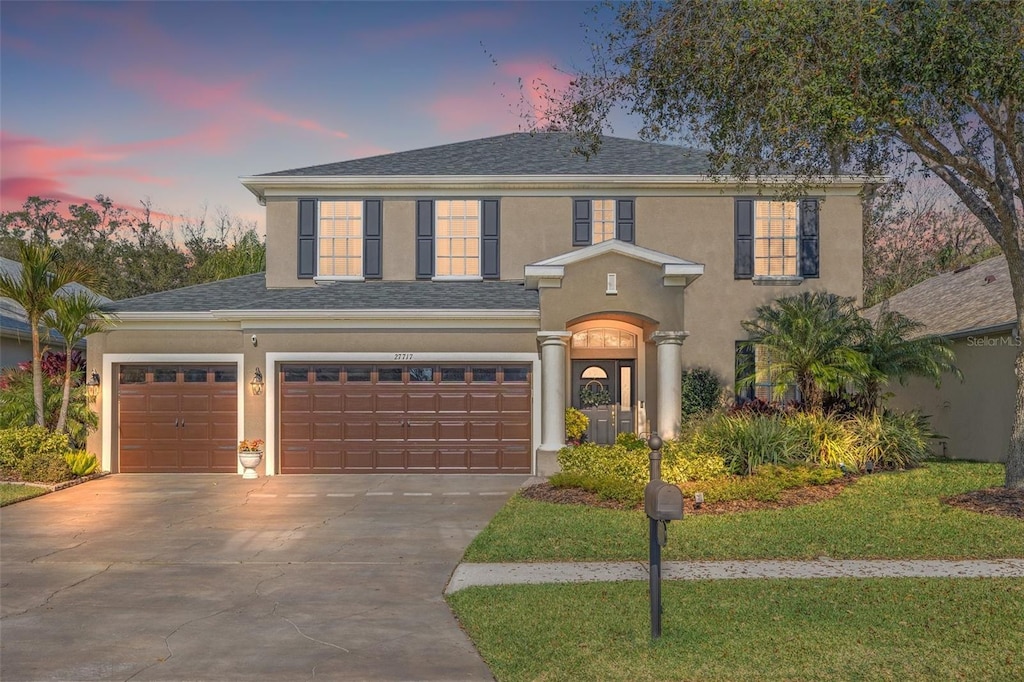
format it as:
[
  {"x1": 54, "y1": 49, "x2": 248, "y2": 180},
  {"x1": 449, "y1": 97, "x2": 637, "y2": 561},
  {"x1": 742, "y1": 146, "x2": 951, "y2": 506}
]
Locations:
[{"x1": 571, "y1": 360, "x2": 635, "y2": 444}]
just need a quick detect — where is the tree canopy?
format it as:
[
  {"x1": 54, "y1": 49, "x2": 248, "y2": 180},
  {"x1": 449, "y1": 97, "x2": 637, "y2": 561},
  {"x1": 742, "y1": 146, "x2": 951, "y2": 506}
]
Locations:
[{"x1": 552, "y1": 0, "x2": 1024, "y2": 487}]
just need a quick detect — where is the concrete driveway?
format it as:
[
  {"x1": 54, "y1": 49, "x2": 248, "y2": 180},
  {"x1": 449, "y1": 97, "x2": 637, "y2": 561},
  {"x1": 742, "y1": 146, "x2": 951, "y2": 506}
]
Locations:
[{"x1": 1, "y1": 473, "x2": 527, "y2": 681}]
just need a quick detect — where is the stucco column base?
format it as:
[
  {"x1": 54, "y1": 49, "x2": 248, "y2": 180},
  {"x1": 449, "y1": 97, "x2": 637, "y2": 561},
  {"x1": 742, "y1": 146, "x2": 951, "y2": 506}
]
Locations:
[
  {"x1": 651, "y1": 331, "x2": 689, "y2": 440},
  {"x1": 535, "y1": 447, "x2": 563, "y2": 477}
]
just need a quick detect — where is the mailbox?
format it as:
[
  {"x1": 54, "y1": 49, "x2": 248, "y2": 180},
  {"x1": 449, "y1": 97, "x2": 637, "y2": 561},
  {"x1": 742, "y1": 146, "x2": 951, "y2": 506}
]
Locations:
[{"x1": 644, "y1": 481, "x2": 684, "y2": 521}]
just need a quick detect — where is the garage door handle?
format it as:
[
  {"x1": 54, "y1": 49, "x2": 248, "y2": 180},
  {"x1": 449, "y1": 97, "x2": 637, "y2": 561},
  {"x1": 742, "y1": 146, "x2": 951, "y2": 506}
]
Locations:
[{"x1": 174, "y1": 418, "x2": 179, "y2": 428}]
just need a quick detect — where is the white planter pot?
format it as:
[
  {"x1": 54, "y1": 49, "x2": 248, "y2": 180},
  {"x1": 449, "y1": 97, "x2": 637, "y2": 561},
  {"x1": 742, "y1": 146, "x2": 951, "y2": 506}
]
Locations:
[{"x1": 238, "y1": 451, "x2": 263, "y2": 479}]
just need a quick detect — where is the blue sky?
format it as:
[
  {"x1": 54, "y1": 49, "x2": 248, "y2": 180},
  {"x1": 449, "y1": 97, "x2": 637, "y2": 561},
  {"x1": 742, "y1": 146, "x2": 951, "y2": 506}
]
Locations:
[{"x1": 1, "y1": 1, "x2": 623, "y2": 229}]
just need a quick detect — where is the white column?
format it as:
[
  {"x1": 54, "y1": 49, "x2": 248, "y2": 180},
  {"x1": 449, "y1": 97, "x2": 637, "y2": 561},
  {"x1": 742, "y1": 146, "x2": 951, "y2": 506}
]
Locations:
[
  {"x1": 534, "y1": 331, "x2": 572, "y2": 476},
  {"x1": 538, "y1": 331, "x2": 572, "y2": 452},
  {"x1": 651, "y1": 331, "x2": 689, "y2": 440}
]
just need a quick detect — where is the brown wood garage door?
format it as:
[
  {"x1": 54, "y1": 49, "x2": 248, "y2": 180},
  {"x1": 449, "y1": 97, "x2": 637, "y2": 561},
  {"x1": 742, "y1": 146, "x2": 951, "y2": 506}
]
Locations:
[
  {"x1": 118, "y1": 365, "x2": 238, "y2": 473},
  {"x1": 279, "y1": 364, "x2": 531, "y2": 473}
]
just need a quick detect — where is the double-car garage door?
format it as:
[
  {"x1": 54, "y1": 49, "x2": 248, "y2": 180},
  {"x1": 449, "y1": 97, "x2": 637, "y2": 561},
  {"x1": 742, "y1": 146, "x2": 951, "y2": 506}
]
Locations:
[
  {"x1": 116, "y1": 362, "x2": 532, "y2": 474},
  {"x1": 279, "y1": 363, "x2": 532, "y2": 473}
]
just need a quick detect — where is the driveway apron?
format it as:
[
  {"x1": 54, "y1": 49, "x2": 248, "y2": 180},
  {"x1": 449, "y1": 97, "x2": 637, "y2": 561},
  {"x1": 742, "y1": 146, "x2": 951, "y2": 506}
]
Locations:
[{"x1": 1, "y1": 474, "x2": 526, "y2": 681}]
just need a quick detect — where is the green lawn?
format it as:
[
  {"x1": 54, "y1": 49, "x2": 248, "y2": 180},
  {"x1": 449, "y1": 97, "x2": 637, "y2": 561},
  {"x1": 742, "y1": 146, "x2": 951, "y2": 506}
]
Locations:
[
  {"x1": 0, "y1": 483, "x2": 48, "y2": 506},
  {"x1": 448, "y1": 578, "x2": 1024, "y2": 681},
  {"x1": 465, "y1": 462, "x2": 1023, "y2": 562}
]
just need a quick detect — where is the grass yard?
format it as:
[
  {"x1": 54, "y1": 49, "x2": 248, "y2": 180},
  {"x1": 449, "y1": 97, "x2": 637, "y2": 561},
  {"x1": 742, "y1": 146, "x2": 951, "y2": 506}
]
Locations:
[
  {"x1": 448, "y1": 578, "x2": 1024, "y2": 682},
  {"x1": 465, "y1": 462, "x2": 1023, "y2": 562},
  {"x1": 0, "y1": 483, "x2": 48, "y2": 506}
]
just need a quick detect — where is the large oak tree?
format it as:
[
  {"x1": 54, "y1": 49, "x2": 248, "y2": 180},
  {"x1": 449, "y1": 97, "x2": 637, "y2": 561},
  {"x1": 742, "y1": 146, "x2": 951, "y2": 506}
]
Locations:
[{"x1": 552, "y1": 0, "x2": 1024, "y2": 487}]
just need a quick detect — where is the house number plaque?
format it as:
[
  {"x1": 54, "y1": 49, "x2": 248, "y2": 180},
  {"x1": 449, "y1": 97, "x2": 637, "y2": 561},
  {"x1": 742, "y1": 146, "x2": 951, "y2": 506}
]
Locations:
[{"x1": 393, "y1": 353, "x2": 414, "y2": 360}]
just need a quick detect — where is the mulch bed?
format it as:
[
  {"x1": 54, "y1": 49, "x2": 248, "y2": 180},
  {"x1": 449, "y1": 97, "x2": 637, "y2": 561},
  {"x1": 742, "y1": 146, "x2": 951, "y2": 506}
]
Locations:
[
  {"x1": 521, "y1": 477, "x2": 854, "y2": 515},
  {"x1": 943, "y1": 487, "x2": 1024, "y2": 519},
  {"x1": 522, "y1": 478, "x2": 1024, "y2": 519}
]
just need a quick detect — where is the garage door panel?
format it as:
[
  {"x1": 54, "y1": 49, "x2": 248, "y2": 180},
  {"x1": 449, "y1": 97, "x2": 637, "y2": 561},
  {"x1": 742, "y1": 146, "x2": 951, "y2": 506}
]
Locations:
[
  {"x1": 374, "y1": 393, "x2": 406, "y2": 412},
  {"x1": 406, "y1": 393, "x2": 438, "y2": 412},
  {"x1": 438, "y1": 393, "x2": 469, "y2": 412},
  {"x1": 406, "y1": 420, "x2": 437, "y2": 441},
  {"x1": 278, "y1": 363, "x2": 531, "y2": 473},
  {"x1": 406, "y1": 449, "x2": 438, "y2": 469},
  {"x1": 437, "y1": 421, "x2": 470, "y2": 441},
  {"x1": 343, "y1": 421, "x2": 373, "y2": 440},
  {"x1": 438, "y1": 449, "x2": 468, "y2": 469},
  {"x1": 467, "y1": 393, "x2": 500, "y2": 411},
  {"x1": 281, "y1": 446, "x2": 311, "y2": 471},
  {"x1": 179, "y1": 394, "x2": 211, "y2": 412},
  {"x1": 343, "y1": 393, "x2": 374, "y2": 412},
  {"x1": 375, "y1": 450, "x2": 405, "y2": 469}
]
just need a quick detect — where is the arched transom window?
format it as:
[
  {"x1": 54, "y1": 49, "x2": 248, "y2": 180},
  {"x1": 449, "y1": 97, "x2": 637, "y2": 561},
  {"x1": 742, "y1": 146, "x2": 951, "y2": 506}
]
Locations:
[{"x1": 571, "y1": 328, "x2": 637, "y2": 350}]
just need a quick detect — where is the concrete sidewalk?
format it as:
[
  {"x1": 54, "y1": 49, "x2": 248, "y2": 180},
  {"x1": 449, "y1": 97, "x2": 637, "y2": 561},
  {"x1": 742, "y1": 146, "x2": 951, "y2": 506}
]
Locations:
[{"x1": 446, "y1": 558, "x2": 1024, "y2": 593}]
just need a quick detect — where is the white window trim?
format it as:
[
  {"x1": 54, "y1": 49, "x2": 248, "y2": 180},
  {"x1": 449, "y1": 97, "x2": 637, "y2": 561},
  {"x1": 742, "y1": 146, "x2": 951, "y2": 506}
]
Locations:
[
  {"x1": 434, "y1": 199, "x2": 482, "y2": 279},
  {"x1": 753, "y1": 199, "x2": 800, "y2": 279}
]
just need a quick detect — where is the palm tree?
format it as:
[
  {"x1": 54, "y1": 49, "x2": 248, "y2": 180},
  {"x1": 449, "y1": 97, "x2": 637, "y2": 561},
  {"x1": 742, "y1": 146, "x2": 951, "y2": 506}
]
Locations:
[
  {"x1": 741, "y1": 292, "x2": 869, "y2": 411},
  {"x1": 43, "y1": 291, "x2": 116, "y2": 433},
  {"x1": 854, "y1": 307, "x2": 961, "y2": 414},
  {"x1": 0, "y1": 242, "x2": 96, "y2": 426}
]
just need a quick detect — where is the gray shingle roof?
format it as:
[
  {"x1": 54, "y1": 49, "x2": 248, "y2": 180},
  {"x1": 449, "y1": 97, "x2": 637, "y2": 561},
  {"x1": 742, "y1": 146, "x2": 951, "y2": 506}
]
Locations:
[
  {"x1": 863, "y1": 256, "x2": 1015, "y2": 338},
  {"x1": 106, "y1": 275, "x2": 539, "y2": 314},
  {"x1": 257, "y1": 132, "x2": 711, "y2": 177}
]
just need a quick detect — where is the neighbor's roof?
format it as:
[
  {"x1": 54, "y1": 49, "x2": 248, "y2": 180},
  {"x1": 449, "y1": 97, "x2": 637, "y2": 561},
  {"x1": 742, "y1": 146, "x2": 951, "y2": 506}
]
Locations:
[
  {"x1": 105, "y1": 274, "x2": 539, "y2": 315},
  {"x1": 0, "y1": 256, "x2": 111, "y2": 343},
  {"x1": 254, "y1": 133, "x2": 712, "y2": 178},
  {"x1": 863, "y1": 256, "x2": 1015, "y2": 338}
]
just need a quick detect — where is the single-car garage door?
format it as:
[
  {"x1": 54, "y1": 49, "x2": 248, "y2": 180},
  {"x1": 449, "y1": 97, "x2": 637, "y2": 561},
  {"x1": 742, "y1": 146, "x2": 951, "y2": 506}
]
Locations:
[
  {"x1": 118, "y1": 365, "x2": 238, "y2": 473},
  {"x1": 279, "y1": 363, "x2": 531, "y2": 473}
]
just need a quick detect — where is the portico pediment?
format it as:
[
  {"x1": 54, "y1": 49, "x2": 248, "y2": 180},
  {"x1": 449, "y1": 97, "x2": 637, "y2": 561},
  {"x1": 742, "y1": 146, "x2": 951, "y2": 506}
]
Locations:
[{"x1": 524, "y1": 240, "x2": 704, "y2": 290}]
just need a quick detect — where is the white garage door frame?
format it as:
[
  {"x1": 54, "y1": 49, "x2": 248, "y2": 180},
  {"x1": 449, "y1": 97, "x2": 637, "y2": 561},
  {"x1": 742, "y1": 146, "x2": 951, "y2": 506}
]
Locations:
[
  {"x1": 101, "y1": 353, "x2": 246, "y2": 474},
  {"x1": 264, "y1": 352, "x2": 542, "y2": 476}
]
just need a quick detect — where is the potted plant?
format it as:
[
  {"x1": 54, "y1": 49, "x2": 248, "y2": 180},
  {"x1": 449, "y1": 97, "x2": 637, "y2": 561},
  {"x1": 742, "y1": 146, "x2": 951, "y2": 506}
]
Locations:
[{"x1": 238, "y1": 439, "x2": 264, "y2": 479}]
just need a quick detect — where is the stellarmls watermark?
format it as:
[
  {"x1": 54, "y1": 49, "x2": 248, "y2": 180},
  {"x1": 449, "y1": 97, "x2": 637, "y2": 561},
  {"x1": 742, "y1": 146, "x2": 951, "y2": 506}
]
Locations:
[{"x1": 966, "y1": 335, "x2": 1022, "y2": 347}]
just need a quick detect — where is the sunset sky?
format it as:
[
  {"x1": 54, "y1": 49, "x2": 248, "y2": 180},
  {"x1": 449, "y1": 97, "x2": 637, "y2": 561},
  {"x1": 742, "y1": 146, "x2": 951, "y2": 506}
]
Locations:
[{"x1": 1, "y1": 1, "x2": 624, "y2": 231}]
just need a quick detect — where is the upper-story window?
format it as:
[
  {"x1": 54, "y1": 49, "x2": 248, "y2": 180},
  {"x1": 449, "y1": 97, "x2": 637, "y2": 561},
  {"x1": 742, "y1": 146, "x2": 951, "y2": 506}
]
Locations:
[
  {"x1": 735, "y1": 342, "x2": 799, "y2": 403},
  {"x1": 573, "y1": 198, "x2": 635, "y2": 246},
  {"x1": 735, "y1": 198, "x2": 818, "y2": 282},
  {"x1": 435, "y1": 200, "x2": 480, "y2": 277},
  {"x1": 297, "y1": 198, "x2": 382, "y2": 281},
  {"x1": 754, "y1": 201, "x2": 798, "y2": 277},
  {"x1": 319, "y1": 201, "x2": 363, "y2": 277},
  {"x1": 416, "y1": 199, "x2": 500, "y2": 280}
]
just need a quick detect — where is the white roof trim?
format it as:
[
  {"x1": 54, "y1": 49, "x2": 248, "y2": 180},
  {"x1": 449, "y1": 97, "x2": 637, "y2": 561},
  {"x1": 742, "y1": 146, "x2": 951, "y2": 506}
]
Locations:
[
  {"x1": 239, "y1": 173, "x2": 874, "y2": 203},
  {"x1": 524, "y1": 241, "x2": 704, "y2": 290},
  {"x1": 114, "y1": 309, "x2": 538, "y2": 322}
]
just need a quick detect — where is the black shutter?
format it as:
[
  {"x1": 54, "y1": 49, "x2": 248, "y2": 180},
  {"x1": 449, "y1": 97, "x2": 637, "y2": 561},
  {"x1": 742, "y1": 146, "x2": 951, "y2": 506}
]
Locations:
[
  {"x1": 297, "y1": 198, "x2": 316, "y2": 279},
  {"x1": 572, "y1": 199, "x2": 592, "y2": 246},
  {"x1": 735, "y1": 341, "x2": 756, "y2": 402},
  {"x1": 415, "y1": 200, "x2": 434, "y2": 279},
  {"x1": 799, "y1": 198, "x2": 820, "y2": 278},
  {"x1": 363, "y1": 199, "x2": 382, "y2": 279},
  {"x1": 734, "y1": 198, "x2": 754, "y2": 279},
  {"x1": 481, "y1": 199, "x2": 500, "y2": 279},
  {"x1": 616, "y1": 199, "x2": 635, "y2": 243}
]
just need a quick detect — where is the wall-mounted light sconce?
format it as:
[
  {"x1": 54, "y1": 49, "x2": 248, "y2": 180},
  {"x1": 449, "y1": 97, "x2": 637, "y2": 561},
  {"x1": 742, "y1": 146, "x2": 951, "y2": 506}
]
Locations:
[
  {"x1": 86, "y1": 370, "x2": 100, "y2": 402},
  {"x1": 250, "y1": 367, "x2": 264, "y2": 396}
]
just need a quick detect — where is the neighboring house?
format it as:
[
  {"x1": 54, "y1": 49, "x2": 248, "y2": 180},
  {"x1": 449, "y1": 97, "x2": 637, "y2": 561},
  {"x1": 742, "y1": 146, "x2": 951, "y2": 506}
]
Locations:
[
  {"x1": 864, "y1": 256, "x2": 1016, "y2": 463},
  {"x1": 87, "y1": 133, "x2": 865, "y2": 476},
  {"x1": 0, "y1": 256, "x2": 110, "y2": 368}
]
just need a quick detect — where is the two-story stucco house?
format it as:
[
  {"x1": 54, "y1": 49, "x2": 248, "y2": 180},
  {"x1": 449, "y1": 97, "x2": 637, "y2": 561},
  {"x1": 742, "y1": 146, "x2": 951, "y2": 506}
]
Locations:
[{"x1": 86, "y1": 133, "x2": 865, "y2": 476}]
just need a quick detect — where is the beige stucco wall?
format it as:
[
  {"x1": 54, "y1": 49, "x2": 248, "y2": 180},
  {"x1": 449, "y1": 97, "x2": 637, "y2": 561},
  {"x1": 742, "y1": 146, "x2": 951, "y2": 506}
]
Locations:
[
  {"x1": 886, "y1": 332, "x2": 1017, "y2": 463},
  {"x1": 261, "y1": 190, "x2": 864, "y2": 397},
  {"x1": 86, "y1": 324, "x2": 540, "y2": 473}
]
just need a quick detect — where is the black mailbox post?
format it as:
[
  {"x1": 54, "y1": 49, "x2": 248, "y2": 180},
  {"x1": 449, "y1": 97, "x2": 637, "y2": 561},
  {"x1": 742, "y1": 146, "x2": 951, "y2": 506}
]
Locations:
[{"x1": 645, "y1": 434, "x2": 683, "y2": 640}]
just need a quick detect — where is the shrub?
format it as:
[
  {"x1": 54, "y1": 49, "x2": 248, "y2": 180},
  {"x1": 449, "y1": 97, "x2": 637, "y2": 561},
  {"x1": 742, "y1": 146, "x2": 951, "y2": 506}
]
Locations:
[
  {"x1": 846, "y1": 410, "x2": 935, "y2": 470},
  {"x1": 549, "y1": 471, "x2": 644, "y2": 506},
  {"x1": 0, "y1": 366, "x2": 97, "y2": 447},
  {"x1": 681, "y1": 368, "x2": 722, "y2": 418},
  {"x1": 0, "y1": 426, "x2": 74, "y2": 482},
  {"x1": 678, "y1": 464, "x2": 845, "y2": 503},
  {"x1": 564, "y1": 407, "x2": 589, "y2": 445},
  {"x1": 788, "y1": 411, "x2": 858, "y2": 468},
  {"x1": 660, "y1": 438, "x2": 729, "y2": 482},
  {"x1": 65, "y1": 450, "x2": 99, "y2": 477},
  {"x1": 615, "y1": 431, "x2": 648, "y2": 451},
  {"x1": 558, "y1": 442, "x2": 650, "y2": 484},
  {"x1": 693, "y1": 413, "x2": 803, "y2": 475}
]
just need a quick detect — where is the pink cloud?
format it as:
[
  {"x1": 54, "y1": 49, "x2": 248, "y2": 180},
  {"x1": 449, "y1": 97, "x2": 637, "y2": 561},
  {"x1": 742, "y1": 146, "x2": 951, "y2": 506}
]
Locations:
[
  {"x1": 499, "y1": 60, "x2": 574, "y2": 128},
  {"x1": 113, "y1": 67, "x2": 347, "y2": 140}
]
